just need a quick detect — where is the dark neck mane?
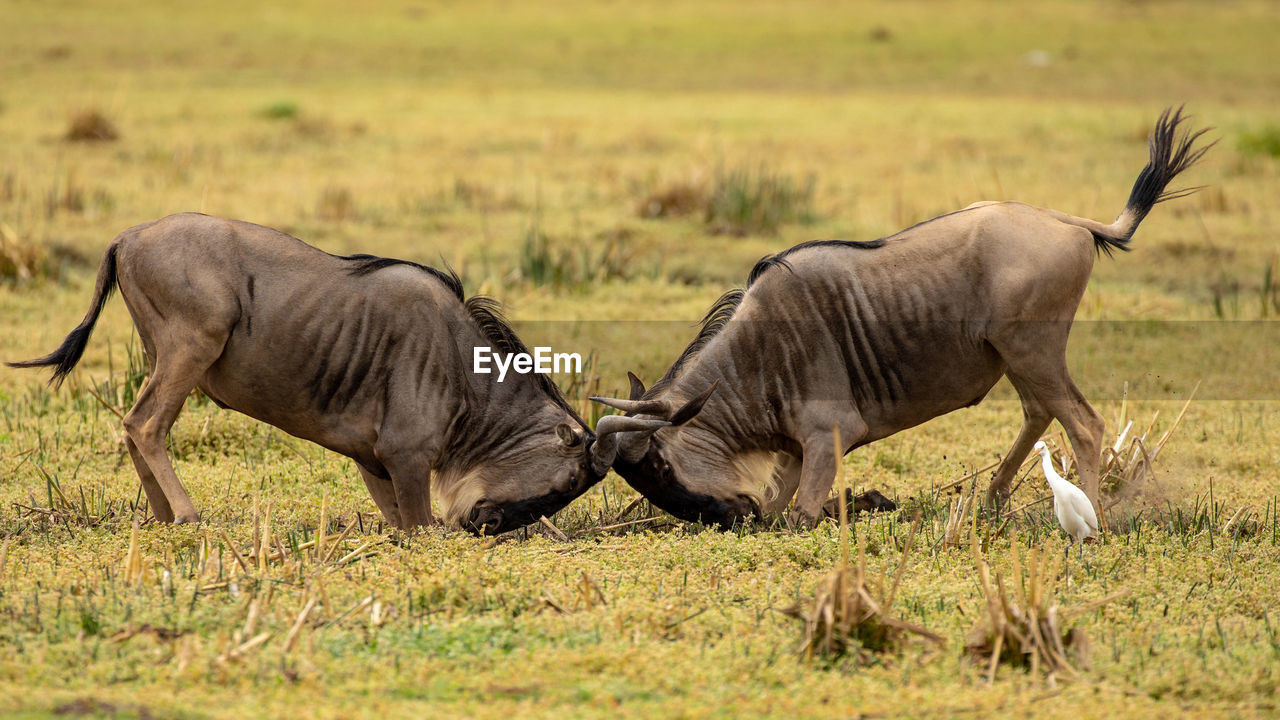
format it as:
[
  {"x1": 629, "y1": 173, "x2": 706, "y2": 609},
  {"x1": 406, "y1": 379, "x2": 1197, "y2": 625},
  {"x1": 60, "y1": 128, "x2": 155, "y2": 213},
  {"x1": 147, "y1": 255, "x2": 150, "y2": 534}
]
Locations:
[
  {"x1": 645, "y1": 238, "x2": 886, "y2": 399},
  {"x1": 646, "y1": 288, "x2": 744, "y2": 398},
  {"x1": 463, "y1": 296, "x2": 584, "y2": 425},
  {"x1": 343, "y1": 253, "x2": 584, "y2": 426}
]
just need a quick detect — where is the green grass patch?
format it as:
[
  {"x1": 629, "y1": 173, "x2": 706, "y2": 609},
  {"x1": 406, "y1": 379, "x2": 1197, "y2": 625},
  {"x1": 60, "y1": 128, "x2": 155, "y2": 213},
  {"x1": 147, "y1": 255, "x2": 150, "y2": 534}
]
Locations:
[
  {"x1": 639, "y1": 165, "x2": 819, "y2": 237},
  {"x1": 259, "y1": 100, "x2": 301, "y2": 120},
  {"x1": 705, "y1": 165, "x2": 818, "y2": 236},
  {"x1": 1238, "y1": 125, "x2": 1280, "y2": 158}
]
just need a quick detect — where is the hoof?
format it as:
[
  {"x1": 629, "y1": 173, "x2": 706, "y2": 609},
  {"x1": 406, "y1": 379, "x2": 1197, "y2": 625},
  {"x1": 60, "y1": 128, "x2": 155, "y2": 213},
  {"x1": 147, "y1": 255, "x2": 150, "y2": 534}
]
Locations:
[
  {"x1": 822, "y1": 488, "x2": 898, "y2": 519},
  {"x1": 986, "y1": 488, "x2": 1011, "y2": 511},
  {"x1": 463, "y1": 503, "x2": 505, "y2": 536},
  {"x1": 787, "y1": 508, "x2": 819, "y2": 530}
]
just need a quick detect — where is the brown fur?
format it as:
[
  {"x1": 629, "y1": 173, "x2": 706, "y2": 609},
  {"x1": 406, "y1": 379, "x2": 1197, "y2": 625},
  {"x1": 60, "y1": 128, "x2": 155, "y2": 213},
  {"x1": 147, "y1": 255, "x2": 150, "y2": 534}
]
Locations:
[
  {"x1": 9, "y1": 213, "x2": 600, "y2": 533},
  {"x1": 595, "y1": 108, "x2": 1212, "y2": 528}
]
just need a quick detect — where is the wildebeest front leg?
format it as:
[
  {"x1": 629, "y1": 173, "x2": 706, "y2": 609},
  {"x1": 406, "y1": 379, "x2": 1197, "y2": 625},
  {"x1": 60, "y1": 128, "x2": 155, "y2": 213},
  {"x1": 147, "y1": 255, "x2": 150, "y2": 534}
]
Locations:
[
  {"x1": 789, "y1": 416, "x2": 869, "y2": 528},
  {"x1": 376, "y1": 451, "x2": 437, "y2": 529},
  {"x1": 356, "y1": 464, "x2": 400, "y2": 527}
]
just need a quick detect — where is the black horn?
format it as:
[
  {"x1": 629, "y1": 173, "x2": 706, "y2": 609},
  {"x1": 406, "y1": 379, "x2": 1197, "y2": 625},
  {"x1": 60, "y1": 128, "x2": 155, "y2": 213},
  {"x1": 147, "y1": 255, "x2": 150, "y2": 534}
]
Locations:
[
  {"x1": 590, "y1": 396, "x2": 669, "y2": 416},
  {"x1": 627, "y1": 371, "x2": 647, "y2": 401},
  {"x1": 669, "y1": 380, "x2": 719, "y2": 426}
]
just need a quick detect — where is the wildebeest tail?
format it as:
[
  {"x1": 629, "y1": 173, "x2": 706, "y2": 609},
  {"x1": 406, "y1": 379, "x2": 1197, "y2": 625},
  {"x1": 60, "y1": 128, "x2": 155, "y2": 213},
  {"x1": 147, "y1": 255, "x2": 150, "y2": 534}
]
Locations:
[
  {"x1": 6, "y1": 242, "x2": 121, "y2": 388},
  {"x1": 1090, "y1": 106, "x2": 1214, "y2": 256}
]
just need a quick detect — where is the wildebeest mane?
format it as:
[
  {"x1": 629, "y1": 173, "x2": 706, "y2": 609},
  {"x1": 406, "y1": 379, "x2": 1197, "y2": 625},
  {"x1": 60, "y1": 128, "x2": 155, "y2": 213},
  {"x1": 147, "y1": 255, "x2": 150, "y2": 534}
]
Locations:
[
  {"x1": 646, "y1": 239, "x2": 884, "y2": 398},
  {"x1": 647, "y1": 288, "x2": 745, "y2": 397},
  {"x1": 343, "y1": 254, "x2": 465, "y2": 300},
  {"x1": 343, "y1": 253, "x2": 584, "y2": 425},
  {"x1": 746, "y1": 239, "x2": 886, "y2": 286},
  {"x1": 464, "y1": 297, "x2": 584, "y2": 424}
]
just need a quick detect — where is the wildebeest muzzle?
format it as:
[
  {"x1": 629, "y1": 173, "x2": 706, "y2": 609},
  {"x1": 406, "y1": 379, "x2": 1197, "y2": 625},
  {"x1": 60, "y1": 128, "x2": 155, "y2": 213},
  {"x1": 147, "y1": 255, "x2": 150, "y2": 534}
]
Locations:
[
  {"x1": 461, "y1": 456, "x2": 609, "y2": 536},
  {"x1": 612, "y1": 440, "x2": 760, "y2": 529}
]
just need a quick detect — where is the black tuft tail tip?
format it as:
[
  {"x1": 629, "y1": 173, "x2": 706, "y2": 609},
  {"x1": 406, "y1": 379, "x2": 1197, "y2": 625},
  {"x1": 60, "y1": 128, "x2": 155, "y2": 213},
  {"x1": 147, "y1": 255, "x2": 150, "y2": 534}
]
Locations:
[
  {"x1": 5, "y1": 324, "x2": 94, "y2": 389},
  {"x1": 1135, "y1": 106, "x2": 1216, "y2": 211},
  {"x1": 7, "y1": 242, "x2": 120, "y2": 389},
  {"x1": 1106, "y1": 106, "x2": 1215, "y2": 252}
]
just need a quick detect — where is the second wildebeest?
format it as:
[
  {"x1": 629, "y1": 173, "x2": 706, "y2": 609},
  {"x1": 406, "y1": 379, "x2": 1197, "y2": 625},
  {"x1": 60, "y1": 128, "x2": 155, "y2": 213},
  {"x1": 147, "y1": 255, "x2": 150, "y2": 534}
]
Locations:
[
  {"x1": 8, "y1": 213, "x2": 656, "y2": 534},
  {"x1": 591, "y1": 108, "x2": 1212, "y2": 529}
]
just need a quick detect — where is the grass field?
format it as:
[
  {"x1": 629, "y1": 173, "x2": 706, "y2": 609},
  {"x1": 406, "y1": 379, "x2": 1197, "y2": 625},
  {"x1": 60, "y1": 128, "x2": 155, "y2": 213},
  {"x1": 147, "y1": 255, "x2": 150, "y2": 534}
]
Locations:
[{"x1": 2, "y1": 1, "x2": 1279, "y2": 717}]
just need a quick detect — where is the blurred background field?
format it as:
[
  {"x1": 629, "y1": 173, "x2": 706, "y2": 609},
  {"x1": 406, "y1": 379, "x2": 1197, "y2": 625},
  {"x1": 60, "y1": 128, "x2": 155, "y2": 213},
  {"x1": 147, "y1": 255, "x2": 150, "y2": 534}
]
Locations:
[{"x1": 1, "y1": 1, "x2": 1279, "y2": 717}]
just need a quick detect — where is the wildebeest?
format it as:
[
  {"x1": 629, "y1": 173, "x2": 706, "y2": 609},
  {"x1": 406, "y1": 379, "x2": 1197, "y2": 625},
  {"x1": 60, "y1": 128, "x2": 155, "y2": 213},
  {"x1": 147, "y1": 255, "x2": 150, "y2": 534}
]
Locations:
[
  {"x1": 8, "y1": 213, "x2": 655, "y2": 534},
  {"x1": 591, "y1": 108, "x2": 1212, "y2": 529}
]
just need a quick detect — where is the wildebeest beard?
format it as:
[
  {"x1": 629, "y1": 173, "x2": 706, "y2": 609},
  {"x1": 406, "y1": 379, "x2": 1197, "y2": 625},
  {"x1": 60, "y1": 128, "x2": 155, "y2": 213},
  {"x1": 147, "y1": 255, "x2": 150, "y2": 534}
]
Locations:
[{"x1": 610, "y1": 438, "x2": 760, "y2": 529}]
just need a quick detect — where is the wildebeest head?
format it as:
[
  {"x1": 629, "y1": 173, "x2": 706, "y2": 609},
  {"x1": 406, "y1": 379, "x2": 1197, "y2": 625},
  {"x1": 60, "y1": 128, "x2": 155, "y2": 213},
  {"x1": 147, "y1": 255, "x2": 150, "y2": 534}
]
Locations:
[
  {"x1": 444, "y1": 416, "x2": 612, "y2": 536},
  {"x1": 589, "y1": 374, "x2": 762, "y2": 528},
  {"x1": 445, "y1": 390, "x2": 684, "y2": 536}
]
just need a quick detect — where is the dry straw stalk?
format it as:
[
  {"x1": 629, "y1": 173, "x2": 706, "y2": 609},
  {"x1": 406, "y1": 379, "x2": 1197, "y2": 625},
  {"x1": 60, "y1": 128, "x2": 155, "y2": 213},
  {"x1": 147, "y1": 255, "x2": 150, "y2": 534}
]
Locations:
[
  {"x1": 965, "y1": 529, "x2": 1125, "y2": 683},
  {"x1": 783, "y1": 428, "x2": 944, "y2": 664}
]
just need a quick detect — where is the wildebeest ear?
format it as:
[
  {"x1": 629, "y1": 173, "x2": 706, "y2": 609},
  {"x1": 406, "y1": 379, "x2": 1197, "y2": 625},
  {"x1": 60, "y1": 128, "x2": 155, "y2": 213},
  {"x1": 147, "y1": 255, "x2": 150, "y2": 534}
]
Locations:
[
  {"x1": 627, "y1": 371, "x2": 646, "y2": 401},
  {"x1": 556, "y1": 422, "x2": 584, "y2": 448},
  {"x1": 669, "y1": 380, "x2": 720, "y2": 426}
]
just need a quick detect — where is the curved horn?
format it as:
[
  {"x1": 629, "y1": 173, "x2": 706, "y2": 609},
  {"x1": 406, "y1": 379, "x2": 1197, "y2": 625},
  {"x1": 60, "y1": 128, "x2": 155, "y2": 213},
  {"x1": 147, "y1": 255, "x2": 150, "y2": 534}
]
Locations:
[
  {"x1": 595, "y1": 414, "x2": 670, "y2": 435},
  {"x1": 627, "y1": 371, "x2": 647, "y2": 401},
  {"x1": 589, "y1": 395, "x2": 670, "y2": 417},
  {"x1": 591, "y1": 414, "x2": 670, "y2": 474},
  {"x1": 669, "y1": 379, "x2": 720, "y2": 426}
]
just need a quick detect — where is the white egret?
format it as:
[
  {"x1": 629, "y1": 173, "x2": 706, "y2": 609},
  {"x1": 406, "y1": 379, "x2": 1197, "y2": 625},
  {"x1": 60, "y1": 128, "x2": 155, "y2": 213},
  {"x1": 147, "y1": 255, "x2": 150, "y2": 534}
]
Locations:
[{"x1": 1034, "y1": 440, "x2": 1098, "y2": 558}]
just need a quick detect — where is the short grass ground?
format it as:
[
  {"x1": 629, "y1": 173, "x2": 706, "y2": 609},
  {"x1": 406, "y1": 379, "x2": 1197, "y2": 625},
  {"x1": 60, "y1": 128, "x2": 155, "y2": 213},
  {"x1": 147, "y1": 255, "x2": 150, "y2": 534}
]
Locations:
[{"x1": 2, "y1": 1, "x2": 1279, "y2": 717}]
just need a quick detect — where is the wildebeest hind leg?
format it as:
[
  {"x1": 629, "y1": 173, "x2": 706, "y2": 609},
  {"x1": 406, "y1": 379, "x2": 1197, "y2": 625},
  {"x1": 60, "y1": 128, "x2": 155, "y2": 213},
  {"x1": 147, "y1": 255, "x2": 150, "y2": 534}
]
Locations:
[
  {"x1": 987, "y1": 373, "x2": 1053, "y2": 509},
  {"x1": 125, "y1": 436, "x2": 174, "y2": 522},
  {"x1": 356, "y1": 464, "x2": 400, "y2": 527},
  {"x1": 1042, "y1": 381, "x2": 1105, "y2": 521},
  {"x1": 122, "y1": 347, "x2": 221, "y2": 524},
  {"x1": 993, "y1": 336, "x2": 1104, "y2": 522}
]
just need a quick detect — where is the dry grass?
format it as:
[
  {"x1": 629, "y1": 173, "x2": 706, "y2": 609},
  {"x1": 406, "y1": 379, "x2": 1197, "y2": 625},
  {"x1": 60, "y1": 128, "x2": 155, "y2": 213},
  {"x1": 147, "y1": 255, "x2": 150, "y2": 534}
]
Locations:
[
  {"x1": 965, "y1": 531, "x2": 1125, "y2": 684},
  {"x1": 64, "y1": 109, "x2": 119, "y2": 142},
  {"x1": 1099, "y1": 381, "x2": 1199, "y2": 508},
  {"x1": 638, "y1": 177, "x2": 708, "y2": 219},
  {"x1": 637, "y1": 165, "x2": 818, "y2": 236},
  {"x1": 783, "y1": 517, "x2": 944, "y2": 664},
  {"x1": 783, "y1": 430, "x2": 943, "y2": 664},
  {"x1": 0, "y1": 223, "x2": 48, "y2": 281},
  {"x1": 10, "y1": 462, "x2": 139, "y2": 531},
  {"x1": 316, "y1": 186, "x2": 357, "y2": 222}
]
